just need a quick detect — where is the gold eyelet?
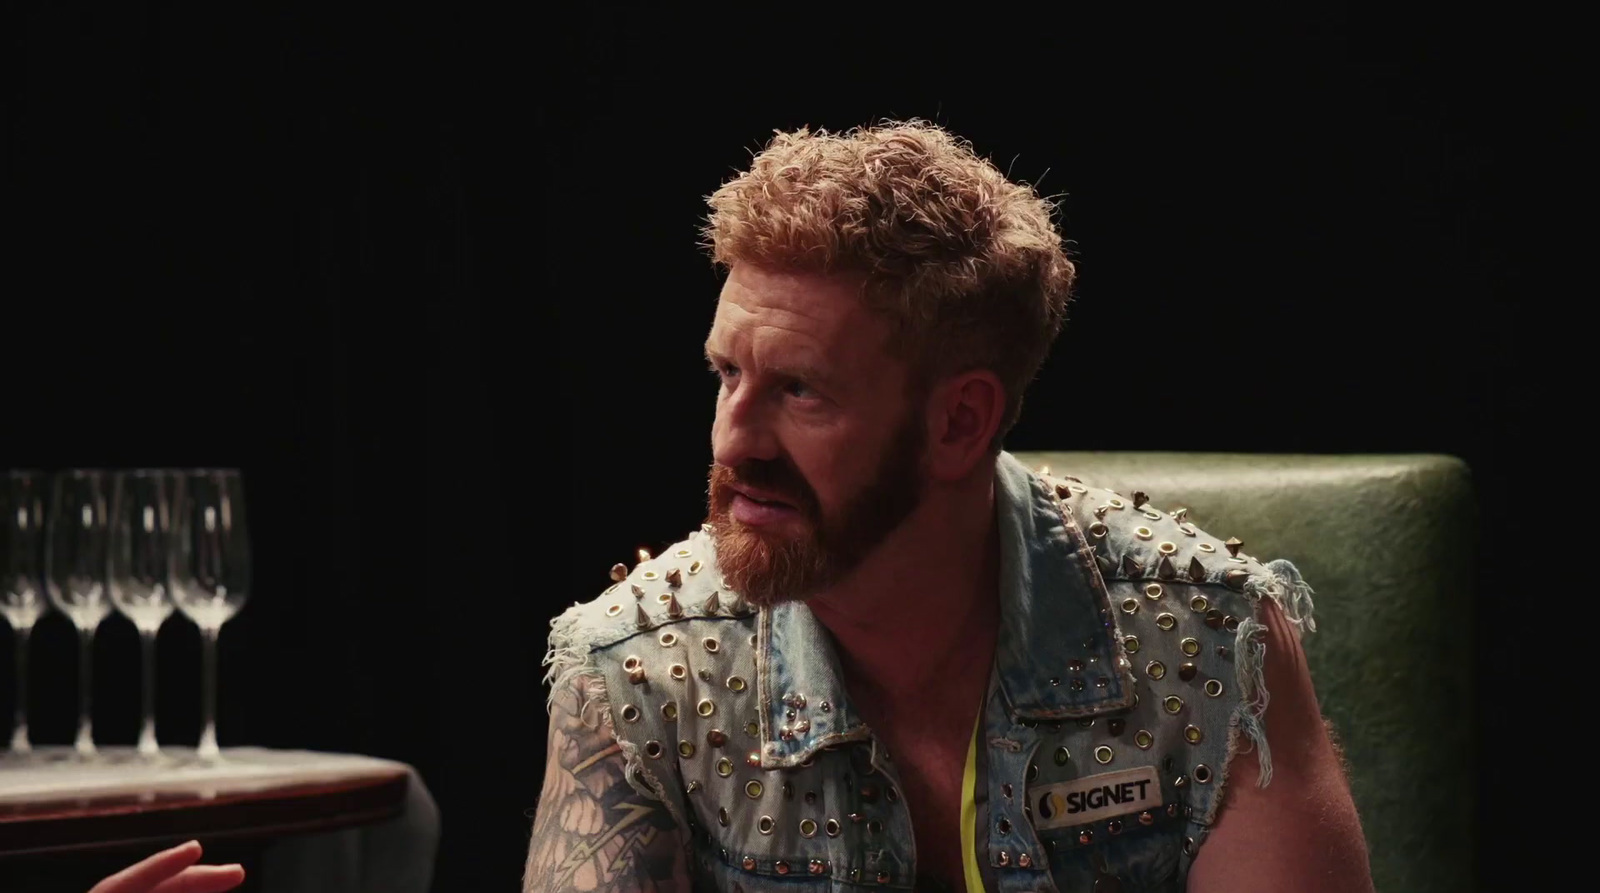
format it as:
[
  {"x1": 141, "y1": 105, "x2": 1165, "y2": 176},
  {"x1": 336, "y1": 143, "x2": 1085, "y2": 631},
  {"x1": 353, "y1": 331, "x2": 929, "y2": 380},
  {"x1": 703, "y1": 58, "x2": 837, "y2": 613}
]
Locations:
[
  {"x1": 1134, "y1": 526, "x2": 1153, "y2": 540},
  {"x1": 688, "y1": 559, "x2": 703, "y2": 574},
  {"x1": 1158, "y1": 542, "x2": 1177, "y2": 556},
  {"x1": 727, "y1": 675, "x2": 747, "y2": 692},
  {"x1": 703, "y1": 637, "x2": 720, "y2": 653},
  {"x1": 826, "y1": 818, "x2": 841, "y2": 837},
  {"x1": 1163, "y1": 695, "x2": 1184, "y2": 714},
  {"x1": 678, "y1": 740, "x2": 696, "y2": 758},
  {"x1": 697, "y1": 699, "x2": 716, "y2": 717},
  {"x1": 716, "y1": 757, "x2": 733, "y2": 777},
  {"x1": 800, "y1": 818, "x2": 818, "y2": 838},
  {"x1": 642, "y1": 570, "x2": 660, "y2": 581},
  {"x1": 644, "y1": 740, "x2": 663, "y2": 759},
  {"x1": 745, "y1": 780, "x2": 764, "y2": 799},
  {"x1": 1124, "y1": 635, "x2": 1140, "y2": 653},
  {"x1": 1094, "y1": 745, "x2": 1114, "y2": 764},
  {"x1": 1134, "y1": 729, "x2": 1154, "y2": 749},
  {"x1": 1195, "y1": 764, "x2": 1213, "y2": 784},
  {"x1": 758, "y1": 815, "x2": 775, "y2": 834},
  {"x1": 621, "y1": 705, "x2": 641, "y2": 723},
  {"x1": 1181, "y1": 637, "x2": 1200, "y2": 656},
  {"x1": 659, "y1": 631, "x2": 678, "y2": 647},
  {"x1": 1184, "y1": 725, "x2": 1203, "y2": 744},
  {"x1": 1090, "y1": 521, "x2": 1109, "y2": 538},
  {"x1": 1190, "y1": 595, "x2": 1209, "y2": 612},
  {"x1": 1145, "y1": 583, "x2": 1164, "y2": 600},
  {"x1": 1205, "y1": 679, "x2": 1224, "y2": 698},
  {"x1": 623, "y1": 656, "x2": 642, "y2": 672},
  {"x1": 670, "y1": 664, "x2": 687, "y2": 680},
  {"x1": 674, "y1": 548, "x2": 693, "y2": 558},
  {"x1": 1197, "y1": 543, "x2": 1216, "y2": 553},
  {"x1": 1108, "y1": 498, "x2": 1125, "y2": 508},
  {"x1": 605, "y1": 604, "x2": 622, "y2": 616},
  {"x1": 1121, "y1": 598, "x2": 1139, "y2": 614},
  {"x1": 1156, "y1": 612, "x2": 1176, "y2": 631},
  {"x1": 1070, "y1": 484, "x2": 1087, "y2": 494},
  {"x1": 1146, "y1": 660, "x2": 1166, "y2": 680},
  {"x1": 662, "y1": 702, "x2": 678, "y2": 721},
  {"x1": 1143, "y1": 510, "x2": 1164, "y2": 521}
]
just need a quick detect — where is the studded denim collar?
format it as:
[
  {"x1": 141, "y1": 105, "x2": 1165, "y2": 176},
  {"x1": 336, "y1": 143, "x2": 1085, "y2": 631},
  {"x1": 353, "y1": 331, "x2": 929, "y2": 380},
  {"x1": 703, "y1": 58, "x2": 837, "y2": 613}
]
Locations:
[{"x1": 754, "y1": 451, "x2": 1135, "y2": 769}]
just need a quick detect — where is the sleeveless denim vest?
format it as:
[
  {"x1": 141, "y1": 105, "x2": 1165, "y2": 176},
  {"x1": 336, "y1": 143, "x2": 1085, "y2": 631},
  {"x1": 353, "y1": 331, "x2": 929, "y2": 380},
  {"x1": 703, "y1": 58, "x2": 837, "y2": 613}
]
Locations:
[{"x1": 544, "y1": 451, "x2": 1316, "y2": 892}]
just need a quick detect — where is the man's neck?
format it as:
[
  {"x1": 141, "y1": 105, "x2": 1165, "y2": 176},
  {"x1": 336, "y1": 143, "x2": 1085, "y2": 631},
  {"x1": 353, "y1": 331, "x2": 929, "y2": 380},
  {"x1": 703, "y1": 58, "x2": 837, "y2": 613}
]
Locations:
[{"x1": 805, "y1": 469, "x2": 1002, "y2": 708}]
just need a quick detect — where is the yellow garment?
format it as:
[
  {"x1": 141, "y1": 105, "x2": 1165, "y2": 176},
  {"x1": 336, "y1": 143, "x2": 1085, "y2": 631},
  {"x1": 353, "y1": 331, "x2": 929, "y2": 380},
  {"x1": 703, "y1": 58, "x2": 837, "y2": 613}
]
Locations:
[{"x1": 960, "y1": 707, "x2": 987, "y2": 893}]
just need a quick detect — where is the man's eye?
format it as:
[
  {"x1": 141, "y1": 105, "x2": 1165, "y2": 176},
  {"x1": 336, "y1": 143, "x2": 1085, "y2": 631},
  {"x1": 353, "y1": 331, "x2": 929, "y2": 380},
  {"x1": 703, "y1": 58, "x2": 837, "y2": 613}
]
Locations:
[{"x1": 785, "y1": 380, "x2": 816, "y2": 399}]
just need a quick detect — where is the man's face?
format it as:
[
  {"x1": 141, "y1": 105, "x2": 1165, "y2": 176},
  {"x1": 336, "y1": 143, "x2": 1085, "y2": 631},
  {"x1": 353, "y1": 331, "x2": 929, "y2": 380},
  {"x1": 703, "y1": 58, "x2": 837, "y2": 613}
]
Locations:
[{"x1": 705, "y1": 264, "x2": 927, "y2": 606}]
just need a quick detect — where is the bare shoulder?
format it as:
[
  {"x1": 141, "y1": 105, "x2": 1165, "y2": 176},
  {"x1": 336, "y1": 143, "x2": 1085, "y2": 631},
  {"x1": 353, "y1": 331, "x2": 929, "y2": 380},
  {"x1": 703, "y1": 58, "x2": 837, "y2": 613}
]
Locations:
[
  {"x1": 524, "y1": 675, "x2": 691, "y2": 893},
  {"x1": 1187, "y1": 596, "x2": 1375, "y2": 893}
]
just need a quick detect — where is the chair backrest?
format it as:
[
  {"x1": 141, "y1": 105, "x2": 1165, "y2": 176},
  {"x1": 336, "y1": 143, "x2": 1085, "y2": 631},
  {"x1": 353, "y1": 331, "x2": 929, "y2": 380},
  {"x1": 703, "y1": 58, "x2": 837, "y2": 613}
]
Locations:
[{"x1": 1010, "y1": 451, "x2": 1477, "y2": 893}]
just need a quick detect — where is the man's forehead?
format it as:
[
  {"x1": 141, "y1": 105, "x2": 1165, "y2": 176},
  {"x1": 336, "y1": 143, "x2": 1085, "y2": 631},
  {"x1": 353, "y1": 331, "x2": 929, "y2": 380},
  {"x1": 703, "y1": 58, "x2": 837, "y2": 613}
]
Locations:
[{"x1": 705, "y1": 265, "x2": 882, "y2": 361}]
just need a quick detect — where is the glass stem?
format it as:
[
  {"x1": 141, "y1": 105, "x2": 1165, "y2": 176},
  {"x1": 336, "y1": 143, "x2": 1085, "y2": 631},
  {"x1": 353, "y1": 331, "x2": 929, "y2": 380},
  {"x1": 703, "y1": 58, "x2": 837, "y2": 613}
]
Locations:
[
  {"x1": 197, "y1": 625, "x2": 220, "y2": 761},
  {"x1": 137, "y1": 629, "x2": 159, "y2": 757},
  {"x1": 74, "y1": 626, "x2": 95, "y2": 757},
  {"x1": 9, "y1": 626, "x2": 29, "y2": 754}
]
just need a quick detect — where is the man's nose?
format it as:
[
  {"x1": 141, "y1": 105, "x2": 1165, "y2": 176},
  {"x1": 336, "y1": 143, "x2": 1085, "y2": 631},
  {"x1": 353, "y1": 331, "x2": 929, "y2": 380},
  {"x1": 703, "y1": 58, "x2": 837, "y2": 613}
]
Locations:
[{"x1": 711, "y1": 392, "x2": 779, "y2": 470}]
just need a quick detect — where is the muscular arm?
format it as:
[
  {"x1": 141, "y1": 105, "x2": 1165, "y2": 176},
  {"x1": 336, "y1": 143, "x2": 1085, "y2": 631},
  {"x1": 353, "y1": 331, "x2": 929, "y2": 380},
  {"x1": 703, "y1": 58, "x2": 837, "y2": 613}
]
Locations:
[
  {"x1": 1188, "y1": 597, "x2": 1375, "y2": 893},
  {"x1": 523, "y1": 675, "x2": 691, "y2": 893}
]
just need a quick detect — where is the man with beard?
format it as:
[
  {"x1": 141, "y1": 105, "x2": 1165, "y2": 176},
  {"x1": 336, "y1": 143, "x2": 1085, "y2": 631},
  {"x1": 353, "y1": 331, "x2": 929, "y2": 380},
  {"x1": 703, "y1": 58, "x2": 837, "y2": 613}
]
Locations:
[{"x1": 524, "y1": 121, "x2": 1372, "y2": 893}]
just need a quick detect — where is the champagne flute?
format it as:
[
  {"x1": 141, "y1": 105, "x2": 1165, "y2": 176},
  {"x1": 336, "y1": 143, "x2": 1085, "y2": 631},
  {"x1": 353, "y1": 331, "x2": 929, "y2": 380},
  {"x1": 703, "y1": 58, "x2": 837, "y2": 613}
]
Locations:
[
  {"x1": 2, "y1": 471, "x2": 49, "y2": 757},
  {"x1": 45, "y1": 469, "x2": 113, "y2": 758},
  {"x1": 108, "y1": 470, "x2": 176, "y2": 759},
  {"x1": 169, "y1": 469, "x2": 250, "y2": 762}
]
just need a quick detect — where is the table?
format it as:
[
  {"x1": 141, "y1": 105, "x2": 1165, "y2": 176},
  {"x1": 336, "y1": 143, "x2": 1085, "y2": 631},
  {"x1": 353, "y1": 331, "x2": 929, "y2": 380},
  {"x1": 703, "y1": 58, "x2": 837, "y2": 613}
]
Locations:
[{"x1": 0, "y1": 747, "x2": 438, "y2": 893}]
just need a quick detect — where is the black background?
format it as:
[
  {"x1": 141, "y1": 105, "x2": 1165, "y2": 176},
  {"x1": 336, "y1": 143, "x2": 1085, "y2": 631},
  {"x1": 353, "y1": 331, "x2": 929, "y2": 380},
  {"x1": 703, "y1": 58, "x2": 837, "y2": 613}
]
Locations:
[{"x1": 3, "y1": 6, "x2": 1549, "y2": 891}]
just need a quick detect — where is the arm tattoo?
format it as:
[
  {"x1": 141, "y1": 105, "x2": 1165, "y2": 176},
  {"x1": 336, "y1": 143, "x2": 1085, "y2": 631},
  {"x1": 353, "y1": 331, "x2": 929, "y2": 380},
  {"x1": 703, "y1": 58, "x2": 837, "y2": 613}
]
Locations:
[{"x1": 524, "y1": 676, "x2": 690, "y2": 893}]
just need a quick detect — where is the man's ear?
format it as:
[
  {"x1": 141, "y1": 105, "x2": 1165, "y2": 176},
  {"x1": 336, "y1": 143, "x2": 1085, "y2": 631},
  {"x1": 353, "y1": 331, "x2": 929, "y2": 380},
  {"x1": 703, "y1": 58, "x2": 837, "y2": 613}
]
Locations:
[{"x1": 924, "y1": 369, "x2": 1006, "y2": 482}]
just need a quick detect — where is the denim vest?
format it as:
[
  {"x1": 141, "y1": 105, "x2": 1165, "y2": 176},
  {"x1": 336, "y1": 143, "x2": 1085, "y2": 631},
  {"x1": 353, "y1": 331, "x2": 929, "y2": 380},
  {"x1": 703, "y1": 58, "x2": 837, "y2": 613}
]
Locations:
[{"x1": 544, "y1": 452, "x2": 1316, "y2": 892}]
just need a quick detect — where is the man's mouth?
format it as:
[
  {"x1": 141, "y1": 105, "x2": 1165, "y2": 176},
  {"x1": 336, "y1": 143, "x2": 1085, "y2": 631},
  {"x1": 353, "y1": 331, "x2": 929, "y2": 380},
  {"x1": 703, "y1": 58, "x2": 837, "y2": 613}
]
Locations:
[{"x1": 728, "y1": 486, "x2": 802, "y2": 526}]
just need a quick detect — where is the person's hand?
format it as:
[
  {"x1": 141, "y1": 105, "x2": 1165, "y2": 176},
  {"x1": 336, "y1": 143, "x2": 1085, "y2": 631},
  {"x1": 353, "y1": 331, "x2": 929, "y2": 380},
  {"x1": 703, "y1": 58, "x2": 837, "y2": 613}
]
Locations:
[{"x1": 88, "y1": 840, "x2": 245, "y2": 893}]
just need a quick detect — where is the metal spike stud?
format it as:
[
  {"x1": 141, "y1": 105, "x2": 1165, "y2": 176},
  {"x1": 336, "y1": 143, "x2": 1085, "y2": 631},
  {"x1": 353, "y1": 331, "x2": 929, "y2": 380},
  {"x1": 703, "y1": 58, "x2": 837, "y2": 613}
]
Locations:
[
  {"x1": 1094, "y1": 505, "x2": 1110, "y2": 521},
  {"x1": 1223, "y1": 569, "x2": 1250, "y2": 591},
  {"x1": 1172, "y1": 508, "x2": 1189, "y2": 522},
  {"x1": 1158, "y1": 556, "x2": 1177, "y2": 580},
  {"x1": 702, "y1": 591, "x2": 722, "y2": 615},
  {"x1": 666, "y1": 567, "x2": 683, "y2": 588},
  {"x1": 667, "y1": 594, "x2": 684, "y2": 619},
  {"x1": 628, "y1": 667, "x2": 646, "y2": 684},
  {"x1": 1055, "y1": 483, "x2": 1072, "y2": 499},
  {"x1": 1225, "y1": 537, "x2": 1244, "y2": 558},
  {"x1": 1188, "y1": 557, "x2": 1207, "y2": 583},
  {"x1": 1121, "y1": 554, "x2": 1144, "y2": 579},
  {"x1": 1132, "y1": 491, "x2": 1148, "y2": 509},
  {"x1": 631, "y1": 584, "x2": 646, "y2": 600},
  {"x1": 1096, "y1": 554, "x2": 1115, "y2": 578},
  {"x1": 635, "y1": 604, "x2": 652, "y2": 630},
  {"x1": 610, "y1": 563, "x2": 627, "y2": 583},
  {"x1": 637, "y1": 548, "x2": 651, "y2": 564}
]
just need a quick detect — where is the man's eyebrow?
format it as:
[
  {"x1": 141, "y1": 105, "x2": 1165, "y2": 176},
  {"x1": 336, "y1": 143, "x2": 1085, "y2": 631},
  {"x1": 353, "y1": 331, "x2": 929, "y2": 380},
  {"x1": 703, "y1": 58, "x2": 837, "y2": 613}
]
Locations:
[{"x1": 703, "y1": 346, "x2": 837, "y2": 387}]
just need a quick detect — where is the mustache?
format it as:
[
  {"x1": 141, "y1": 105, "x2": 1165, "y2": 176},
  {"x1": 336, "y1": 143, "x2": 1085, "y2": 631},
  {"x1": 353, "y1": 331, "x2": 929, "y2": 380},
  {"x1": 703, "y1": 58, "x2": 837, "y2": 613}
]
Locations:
[{"x1": 709, "y1": 459, "x2": 819, "y2": 514}]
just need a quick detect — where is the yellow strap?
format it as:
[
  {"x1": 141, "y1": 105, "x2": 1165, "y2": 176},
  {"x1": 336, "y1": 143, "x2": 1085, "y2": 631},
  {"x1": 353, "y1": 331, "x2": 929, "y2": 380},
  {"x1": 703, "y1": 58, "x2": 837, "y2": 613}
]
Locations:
[{"x1": 959, "y1": 705, "x2": 987, "y2": 893}]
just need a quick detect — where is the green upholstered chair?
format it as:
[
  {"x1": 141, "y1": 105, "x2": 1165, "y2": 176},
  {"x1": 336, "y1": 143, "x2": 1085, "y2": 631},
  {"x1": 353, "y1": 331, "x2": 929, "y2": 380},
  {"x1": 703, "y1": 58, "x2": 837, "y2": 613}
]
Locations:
[{"x1": 1011, "y1": 452, "x2": 1477, "y2": 893}]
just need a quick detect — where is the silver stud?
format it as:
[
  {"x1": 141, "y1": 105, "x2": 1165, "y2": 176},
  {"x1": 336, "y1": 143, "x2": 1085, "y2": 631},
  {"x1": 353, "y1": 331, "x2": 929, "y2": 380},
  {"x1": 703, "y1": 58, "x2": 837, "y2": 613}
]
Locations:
[
  {"x1": 610, "y1": 563, "x2": 627, "y2": 582},
  {"x1": 1188, "y1": 556, "x2": 1206, "y2": 582},
  {"x1": 666, "y1": 594, "x2": 684, "y2": 619},
  {"x1": 1224, "y1": 569, "x2": 1250, "y2": 591},
  {"x1": 666, "y1": 567, "x2": 683, "y2": 588},
  {"x1": 1121, "y1": 554, "x2": 1144, "y2": 578},
  {"x1": 1172, "y1": 507, "x2": 1189, "y2": 522},
  {"x1": 634, "y1": 605, "x2": 652, "y2": 630},
  {"x1": 698, "y1": 668, "x2": 713, "y2": 682},
  {"x1": 702, "y1": 591, "x2": 722, "y2": 615},
  {"x1": 1225, "y1": 536, "x2": 1244, "y2": 557},
  {"x1": 686, "y1": 780, "x2": 700, "y2": 794},
  {"x1": 998, "y1": 851, "x2": 1011, "y2": 866},
  {"x1": 1094, "y1": 505, "x2": 1110, "y2": 520},
  {"x1": 1018, "y1": 853, "x2": 1033, "y2": 868},
  {"x1": 1096, "y1": 553, "x2": 1114, "y2": 577},
  {"x1": 631, "y1": 583, "x2": 646, "y2": 599}
]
